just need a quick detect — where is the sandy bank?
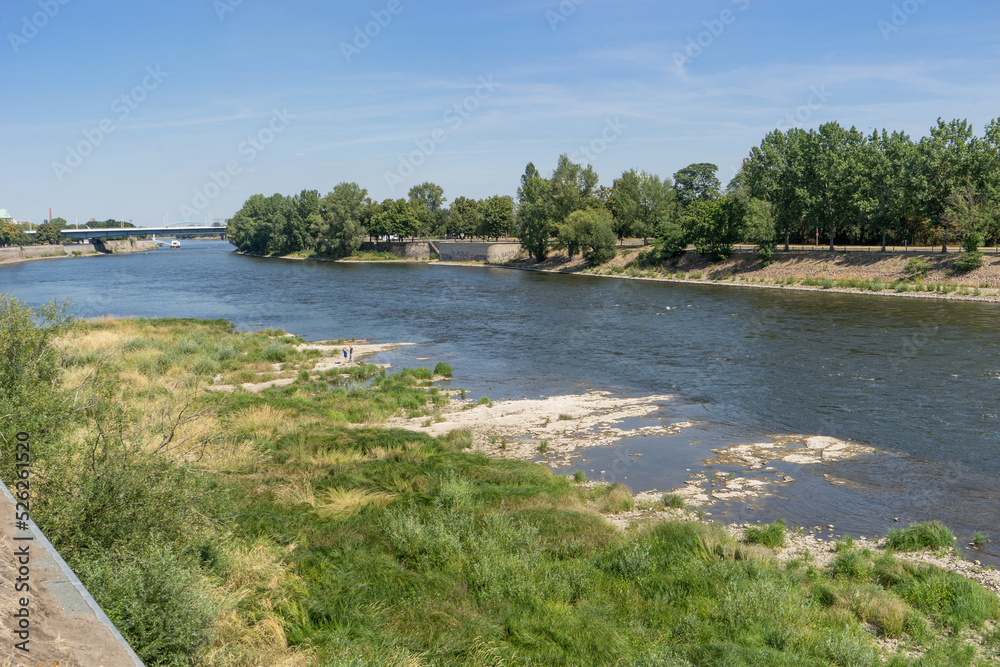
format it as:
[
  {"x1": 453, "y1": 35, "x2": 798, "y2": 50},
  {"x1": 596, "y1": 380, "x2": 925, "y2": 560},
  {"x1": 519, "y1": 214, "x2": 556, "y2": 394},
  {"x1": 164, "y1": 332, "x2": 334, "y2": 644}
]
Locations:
[{"x1": 388, "y1": 390, "x2": 684, "y2": 461}]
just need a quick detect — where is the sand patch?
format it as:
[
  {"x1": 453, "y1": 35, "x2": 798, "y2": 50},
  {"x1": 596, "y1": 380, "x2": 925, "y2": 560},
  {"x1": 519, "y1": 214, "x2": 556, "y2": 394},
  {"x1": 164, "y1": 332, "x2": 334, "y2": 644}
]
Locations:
[{"x1": 388, "y1": 391, "x2": 689, "y2": 461}]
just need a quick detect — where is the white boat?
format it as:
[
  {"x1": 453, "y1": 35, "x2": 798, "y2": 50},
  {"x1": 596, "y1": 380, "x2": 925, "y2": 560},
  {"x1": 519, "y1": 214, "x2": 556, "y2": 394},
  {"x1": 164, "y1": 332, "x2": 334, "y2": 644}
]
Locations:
[{"x1": 170, "y1": 240, "x2": 181, "y2": 249}]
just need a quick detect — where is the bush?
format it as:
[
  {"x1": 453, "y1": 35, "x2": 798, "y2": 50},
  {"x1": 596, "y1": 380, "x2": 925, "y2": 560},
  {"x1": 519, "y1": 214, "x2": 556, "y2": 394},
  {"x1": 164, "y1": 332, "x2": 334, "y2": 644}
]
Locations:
[
  {"x1": 556, "y1": 208, "x2": 618, "y2": 266},
  {"x1": 399, "y1": 367, "x2": 433, "y2": 381},
  {"x1": 261, "y1": 341, "x2": 292, "y2": 362},
  {"x1": 962, "y1": 231, "x2": 984, "y2": 254},
  {"x1": 905, "y1": 257, "x2": 930, "y2": 279},
  {"x1": 433, "y1": 362, "x2": 453, "y2": 377},
  {"x1": 74, "y1": 544, "x2": 217, "y2": 666},
  {"x1": 653, "y1": 218, "x2": 687, "y2": 260},
  {"x1": 744, "y1": 519, "x2": 786, "y2": 548},
  {"x1": 952, "y1": 251, "x2": 983, "y2": 273},
  {"x1": 886, "y1": 521, "x2": 955, "y2": 551}
]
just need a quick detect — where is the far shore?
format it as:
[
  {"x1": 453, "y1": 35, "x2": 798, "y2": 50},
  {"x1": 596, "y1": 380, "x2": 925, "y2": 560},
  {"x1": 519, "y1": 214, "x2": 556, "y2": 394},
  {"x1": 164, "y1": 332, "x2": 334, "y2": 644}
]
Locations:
[{"x1": 235, "y1": 246, "x2": 1000, "y2": 304}]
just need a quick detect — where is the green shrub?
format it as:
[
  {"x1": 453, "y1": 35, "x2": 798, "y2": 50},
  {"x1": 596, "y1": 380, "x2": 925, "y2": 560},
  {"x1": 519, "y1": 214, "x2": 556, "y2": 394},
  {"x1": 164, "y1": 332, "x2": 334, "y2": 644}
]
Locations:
[
  {"x1": 399, "y1": 367, "x2": 433, "y2": 380},
  {"x1": 433, "y1": 362, "x2": 453, "y2": 377},
  {"x1": 261, "y1": 341, "x2": 292, "y2": 362},
  {"x1": 886, "y1": 521, "x2": 955, "y2": 551},
  {"x1": 905, "y1": 257, "x2": 930, "y2": 279},
  {"x1": 572, "y1": 470, "x2": 587, "y2": 483},
  {"x1": 744, "y1": 519, "x2": 786, "y2": 549},
  {"x1": 74, "y1": 544, "x2": 217, "y2": 666},
  {"x1": 952, "y1": 251, "x2": 983, "y2": 273}
]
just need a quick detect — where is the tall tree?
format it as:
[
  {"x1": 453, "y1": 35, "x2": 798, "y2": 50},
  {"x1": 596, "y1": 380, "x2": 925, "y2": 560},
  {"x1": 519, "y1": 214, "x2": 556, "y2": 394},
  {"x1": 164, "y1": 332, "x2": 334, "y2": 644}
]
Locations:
[
  {"x1": 744, "y1": 129, "x2": 812, "y2": 250},
  {"x1": 919, "y1": 118, "x2": 978, "y2": 251},
  {"x1": 369, "y1": 199, "x2": 419, "y2": 241},
  {"x1": 314, "y1": 182, "x2": 369, "y2": 258},
  {"x1": 673, "y1": 163, "x2": 721, "y2": 207},
  {"x1": 228, "y1": 194, "x2": 276, "y2": 254},
  {"x1": 479, "y1": 195, "x2": 515, "y2": 241},
  {"x1": 516, "y1": 163, "x2": 554, "y2": 261},
  {"x1": 448, "y1": 197, "x2": 480, "y2": 238},
  {"x1": 610, "y1": 170, "x2": 677, "y2": 243},
  {"x1": 0, "y1": 221, "x2": 29, "y2": 247},
  {"x1": 556, "y1": 208, "x2": 617, "y2": 266},
  {"x1": 33, "y1": 220, "x2": 64, "y2": 245},
  {"x1": 804, "y1": 122, "x2": 860, "y2": 251},
  {"x1": 684, "y1": 196, "x2": 744, "y2": 261},
  {"x1": 408, "y1": 182, "x2": 447, "y2": 237},
  {"x1": 549, "y1": 154, "x2": 599, "y2": 222}
]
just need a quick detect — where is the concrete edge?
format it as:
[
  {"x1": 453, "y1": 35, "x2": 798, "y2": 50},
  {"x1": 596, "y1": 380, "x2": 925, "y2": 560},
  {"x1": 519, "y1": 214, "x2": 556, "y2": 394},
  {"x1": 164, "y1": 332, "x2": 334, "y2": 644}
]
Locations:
[{"x1": 0, "y1": 482, "x2": 145, "y2": 666}]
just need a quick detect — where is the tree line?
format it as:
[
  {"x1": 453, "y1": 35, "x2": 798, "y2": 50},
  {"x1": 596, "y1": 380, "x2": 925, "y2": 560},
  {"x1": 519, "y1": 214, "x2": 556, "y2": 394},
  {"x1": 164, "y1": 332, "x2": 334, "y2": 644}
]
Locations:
[{"x1": 226, "y1": 117, "x2": 1000, "y2": 269}]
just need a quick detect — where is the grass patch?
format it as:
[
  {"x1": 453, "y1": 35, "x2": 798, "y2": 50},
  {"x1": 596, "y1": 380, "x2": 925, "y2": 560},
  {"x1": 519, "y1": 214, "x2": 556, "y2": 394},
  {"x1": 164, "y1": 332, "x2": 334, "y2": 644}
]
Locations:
[
  {"x1": 886, "y1": 521, "x2": 955, "y2": 551},
  {"x1": 744, "y1": 519, "x2": 786, "y2": 548},
  {"x1": 589, "y1": 483, "x2": 634, "y2": 513},
  {"x1": 662, "y1": 493, "x2": 685, "y2": 509},
  {"x1": 8, "y1": 307, "x2": 1000, "y2": 665}
]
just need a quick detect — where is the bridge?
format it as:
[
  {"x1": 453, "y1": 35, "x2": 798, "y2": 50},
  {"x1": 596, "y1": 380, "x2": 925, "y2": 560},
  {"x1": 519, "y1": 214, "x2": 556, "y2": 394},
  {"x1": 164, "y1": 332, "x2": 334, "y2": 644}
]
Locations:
[{"x1": 24, "y1": 224, "x2": 228, "y2": 241}]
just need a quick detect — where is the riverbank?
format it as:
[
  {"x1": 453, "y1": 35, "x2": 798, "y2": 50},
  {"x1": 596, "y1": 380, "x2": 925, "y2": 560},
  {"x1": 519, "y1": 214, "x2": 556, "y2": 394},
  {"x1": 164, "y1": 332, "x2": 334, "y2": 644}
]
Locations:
[
  {"x1": 494, "y1": 247, "x2": 1000, "y2": 303},
  {"x1": 238, "y1": 244, "x2": 1000, "y2": 303},
  {"x1": 10, "y1": 311, "x2": 998, "y2": 664},
  {"x1": 0, "y1": 239, "x2": 159, "y2": 266}
]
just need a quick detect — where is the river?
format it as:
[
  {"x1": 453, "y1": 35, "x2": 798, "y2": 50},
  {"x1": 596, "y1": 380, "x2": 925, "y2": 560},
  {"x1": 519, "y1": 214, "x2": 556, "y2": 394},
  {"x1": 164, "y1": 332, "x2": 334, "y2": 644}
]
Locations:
[{"x1": 3, "y1": 240, "x2": 999, "y2": 562}]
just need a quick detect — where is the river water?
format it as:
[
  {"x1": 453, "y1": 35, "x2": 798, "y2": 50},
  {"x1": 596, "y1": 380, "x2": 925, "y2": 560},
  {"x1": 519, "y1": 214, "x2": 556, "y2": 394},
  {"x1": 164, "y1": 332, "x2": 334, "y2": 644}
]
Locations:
[{"x1": 3, "y1": 240, "x2": 999, "y2": 561}]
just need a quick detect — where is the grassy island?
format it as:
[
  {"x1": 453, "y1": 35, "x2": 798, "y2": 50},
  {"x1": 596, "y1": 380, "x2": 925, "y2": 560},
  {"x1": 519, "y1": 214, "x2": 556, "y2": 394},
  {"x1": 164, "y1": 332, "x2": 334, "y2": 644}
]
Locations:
[{"x1": 1, "y1": 297, "x2": 998, "y2": 666}]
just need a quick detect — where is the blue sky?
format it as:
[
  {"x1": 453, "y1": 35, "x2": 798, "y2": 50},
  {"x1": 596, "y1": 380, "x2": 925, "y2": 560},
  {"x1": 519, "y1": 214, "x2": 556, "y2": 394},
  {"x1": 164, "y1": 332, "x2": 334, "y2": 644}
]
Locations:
[{"x1": 1, "y1": 0, "x2": 997, "y2": 226}]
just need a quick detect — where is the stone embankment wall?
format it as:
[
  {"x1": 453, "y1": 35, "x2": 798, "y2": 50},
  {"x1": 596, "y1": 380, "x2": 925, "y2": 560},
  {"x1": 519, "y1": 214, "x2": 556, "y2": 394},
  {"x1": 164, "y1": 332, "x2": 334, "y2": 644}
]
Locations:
[
  {"x1": 0, "y1": 243, "x2": 100, "y2": 261},
  {"x1": 357, "y1": 241, "x2": 522, "y2": 262},
  {"x1": 0, "y1": 240, "x2": 158, "y2": 261},
  {"x1": 95, "y1": 239, "x2": 159, "y2": 253},
  {"x1": 434, "y1": 241, "x2": 521, "y2": 263},
  {"x1": 359, "y1": 241, "x2": 433, "y2": 259}
]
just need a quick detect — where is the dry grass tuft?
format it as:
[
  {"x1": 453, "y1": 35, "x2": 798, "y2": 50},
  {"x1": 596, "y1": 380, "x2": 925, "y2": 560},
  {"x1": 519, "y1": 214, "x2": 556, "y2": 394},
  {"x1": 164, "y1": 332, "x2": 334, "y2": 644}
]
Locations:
[
  {"x1": 315, "y1": 488, "x2": 397, "y2": 519},
  {"x1": 272, "y1": 481, "x2": 316, "y2": 507}
]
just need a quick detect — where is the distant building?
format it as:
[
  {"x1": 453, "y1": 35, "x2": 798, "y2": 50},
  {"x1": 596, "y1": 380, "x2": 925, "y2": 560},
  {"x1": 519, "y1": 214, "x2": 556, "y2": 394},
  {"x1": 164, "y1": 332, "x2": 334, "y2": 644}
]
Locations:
[{"x1": 0, "y1": 209, "x2": 12, "y2": 224}]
